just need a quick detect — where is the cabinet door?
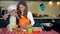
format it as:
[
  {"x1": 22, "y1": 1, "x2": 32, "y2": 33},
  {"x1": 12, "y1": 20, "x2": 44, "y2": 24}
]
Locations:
[{"x1": 0, "y1": 19, "x2": 7, "y2": 27}]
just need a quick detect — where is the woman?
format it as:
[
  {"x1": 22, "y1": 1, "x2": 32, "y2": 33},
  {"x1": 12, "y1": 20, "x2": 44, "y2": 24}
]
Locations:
[
  {"x1": 17, "y1": 1, "x2": 35, "y2": 28},
  {"x1": 17, "y1": 1, "x2": 35, "y2": 34}
]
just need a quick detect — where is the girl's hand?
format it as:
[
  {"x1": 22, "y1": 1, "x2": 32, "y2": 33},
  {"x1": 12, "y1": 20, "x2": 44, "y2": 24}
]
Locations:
[{"x1": 3, "y1": 14, "x2": 8, "y2": 20}]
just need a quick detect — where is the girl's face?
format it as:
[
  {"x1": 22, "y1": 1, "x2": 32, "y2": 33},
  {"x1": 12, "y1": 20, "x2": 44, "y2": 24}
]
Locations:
[
  {"x1": 19, "y1": 4, "x2": 26, "y2": 12},
  {"x1": 10, "y1": 10, "x2": 16, "y2": 16}
]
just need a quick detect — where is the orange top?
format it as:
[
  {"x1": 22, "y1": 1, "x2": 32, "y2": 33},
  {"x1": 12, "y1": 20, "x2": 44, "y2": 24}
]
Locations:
[{"x1": 18, "y1": 16, "x2": 30, "y2": 27}]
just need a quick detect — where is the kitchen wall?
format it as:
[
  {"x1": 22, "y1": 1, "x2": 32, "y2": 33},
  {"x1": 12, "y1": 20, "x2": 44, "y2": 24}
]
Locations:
[{"x1": 0, "y1": 1, "x2": 60, "y2": 16}]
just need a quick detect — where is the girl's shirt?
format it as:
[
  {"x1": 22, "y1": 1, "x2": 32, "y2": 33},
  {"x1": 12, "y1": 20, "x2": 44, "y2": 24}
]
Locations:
[
  {"x1": 10, "y1": 16, "x2": 16, "y2": 25},
  {"x1": 5, "y1": 15, "x2": 18, "y2": 26}
]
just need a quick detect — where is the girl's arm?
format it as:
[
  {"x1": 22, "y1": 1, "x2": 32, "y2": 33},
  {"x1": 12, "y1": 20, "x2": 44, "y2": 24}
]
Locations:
[
  {"x1": 27, "y1": 11, "x2": 35, "y2": 26},
  {"x1": 3, "y1": 14, "x2": 8, "y2": 20}
]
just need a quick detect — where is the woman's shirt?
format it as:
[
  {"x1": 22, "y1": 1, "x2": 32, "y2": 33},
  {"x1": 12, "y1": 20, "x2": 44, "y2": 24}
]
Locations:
[
  {"x1": 27, "y1": 11, "x2": 35, "y2": 26},
  {"x1": 19, "y1": 11, "x2": 35, "y2": 27}
]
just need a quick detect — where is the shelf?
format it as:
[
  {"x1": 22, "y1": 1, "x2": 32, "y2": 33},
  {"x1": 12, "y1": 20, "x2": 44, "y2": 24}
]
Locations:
[{"x1": 34, "y1": 17, "x2": 60, "y2": 19}]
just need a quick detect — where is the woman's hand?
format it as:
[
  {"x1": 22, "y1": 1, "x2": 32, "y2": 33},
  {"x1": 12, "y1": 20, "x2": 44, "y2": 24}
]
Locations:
[
  {"x1": 27, "y1": 25, "x2": 32, "y2": 28},
  {"x1": 3, "y1": 14, "x2": 8, "y2": 20}
]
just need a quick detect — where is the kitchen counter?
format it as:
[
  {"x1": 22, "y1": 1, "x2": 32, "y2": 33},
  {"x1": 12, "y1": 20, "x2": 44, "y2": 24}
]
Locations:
[{"x1": 0, "y1": 28, "x2": 59, "y2": 34}]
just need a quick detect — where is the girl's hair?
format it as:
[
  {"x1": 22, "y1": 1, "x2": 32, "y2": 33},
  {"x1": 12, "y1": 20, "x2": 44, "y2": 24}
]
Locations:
[
  {"x1": 11, "y1": 9, "x2": 17, "y2": 12},
  {"x1": 9, "y1": 9, "x2": 17, "y2": 14},
  {"x1": 17, "y1": 0, "x2": 28, "y2": 18}
]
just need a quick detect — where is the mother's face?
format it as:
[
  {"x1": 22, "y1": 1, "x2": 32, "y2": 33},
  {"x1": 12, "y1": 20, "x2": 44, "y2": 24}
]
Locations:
[{"x1": 19, "y1": 4, "x2": 26, "y2": 12}]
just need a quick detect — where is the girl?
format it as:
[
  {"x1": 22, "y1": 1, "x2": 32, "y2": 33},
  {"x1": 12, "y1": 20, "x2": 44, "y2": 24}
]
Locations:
[
  {"x1": 3, "y1": 5, "x2": 18, "y2": 32},
  {"x1": 7, "y1": 10, "x2": 18, "y2": 32}
]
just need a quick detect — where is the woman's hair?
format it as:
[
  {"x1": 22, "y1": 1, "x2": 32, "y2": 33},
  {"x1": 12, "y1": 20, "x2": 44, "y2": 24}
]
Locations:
[{"x1": 17, "y1": 0, "x2": 28, "y2": 18}]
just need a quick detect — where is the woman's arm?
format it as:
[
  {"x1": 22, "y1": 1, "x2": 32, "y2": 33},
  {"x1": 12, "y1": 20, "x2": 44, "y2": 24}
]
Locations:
[{"x1": 27, "y1": 11, "x2": 35, "y2": 26}]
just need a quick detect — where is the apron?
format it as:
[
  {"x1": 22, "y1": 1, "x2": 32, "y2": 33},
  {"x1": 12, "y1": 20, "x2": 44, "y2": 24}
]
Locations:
[
  {"x1": 17, "y1": 16, "x2": 31, "y2": 34},
  {"x1": 19, "y1": 16, "x2": 30, "y2": 27}
]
